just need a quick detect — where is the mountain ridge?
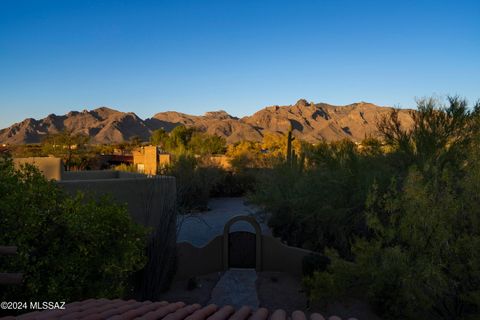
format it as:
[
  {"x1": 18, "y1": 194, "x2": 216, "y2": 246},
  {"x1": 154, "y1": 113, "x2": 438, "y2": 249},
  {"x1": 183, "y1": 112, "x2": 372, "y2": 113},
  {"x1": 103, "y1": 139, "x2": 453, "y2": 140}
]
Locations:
[{"x1": 0, "y1": 100, "x2": 414, "y2": 145}]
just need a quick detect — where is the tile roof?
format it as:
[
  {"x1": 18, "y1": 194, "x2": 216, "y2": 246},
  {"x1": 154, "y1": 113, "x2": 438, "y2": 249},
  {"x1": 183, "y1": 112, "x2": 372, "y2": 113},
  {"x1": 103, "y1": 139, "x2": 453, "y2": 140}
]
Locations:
[{"x1": 0, "y1": 299, "x2": 358, "y2": 320}]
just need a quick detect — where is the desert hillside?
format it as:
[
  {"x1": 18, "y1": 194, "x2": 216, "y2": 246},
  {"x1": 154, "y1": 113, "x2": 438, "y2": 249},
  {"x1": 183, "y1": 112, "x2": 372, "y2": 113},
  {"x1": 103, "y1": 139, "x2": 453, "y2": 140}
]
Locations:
[{"x1": 0, "y1": 100, "x2": 413, "y2": 144}]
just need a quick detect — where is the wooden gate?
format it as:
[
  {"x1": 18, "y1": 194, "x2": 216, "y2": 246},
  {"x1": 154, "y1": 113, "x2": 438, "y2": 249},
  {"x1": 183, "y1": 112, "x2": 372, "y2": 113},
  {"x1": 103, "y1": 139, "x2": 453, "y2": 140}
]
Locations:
[
  {"x1": 223, "y1": 215, "x2": 262, "y2": 271},
  {"x1": 228, "y1": 231, "x2": 256, "y2": 268}
]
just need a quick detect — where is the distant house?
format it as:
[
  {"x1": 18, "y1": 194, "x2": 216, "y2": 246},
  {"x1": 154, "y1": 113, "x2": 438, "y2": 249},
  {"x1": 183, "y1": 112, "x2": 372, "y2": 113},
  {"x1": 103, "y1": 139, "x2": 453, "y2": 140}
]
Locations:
[
  {"x1": 132, "y1": 145, "x2": 171, "y2": 175},
  {"x1": 97, "y1": 154, "x2": 134, "y2": 169}
]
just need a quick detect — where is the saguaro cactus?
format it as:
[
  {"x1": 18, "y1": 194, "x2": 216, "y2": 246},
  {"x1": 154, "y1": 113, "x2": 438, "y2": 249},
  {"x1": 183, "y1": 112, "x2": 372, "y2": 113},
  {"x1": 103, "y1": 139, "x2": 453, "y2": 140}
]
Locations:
[{"x1": 286, "y1": 129, "x2": 295, "y2": 166}]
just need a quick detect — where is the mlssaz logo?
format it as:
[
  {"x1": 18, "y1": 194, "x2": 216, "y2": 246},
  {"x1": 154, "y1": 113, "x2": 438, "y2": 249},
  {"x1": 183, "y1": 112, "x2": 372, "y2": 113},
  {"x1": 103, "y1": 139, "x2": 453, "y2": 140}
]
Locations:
[{"x1": 30, "y1": 302, "x2": 66, "y2": 310}]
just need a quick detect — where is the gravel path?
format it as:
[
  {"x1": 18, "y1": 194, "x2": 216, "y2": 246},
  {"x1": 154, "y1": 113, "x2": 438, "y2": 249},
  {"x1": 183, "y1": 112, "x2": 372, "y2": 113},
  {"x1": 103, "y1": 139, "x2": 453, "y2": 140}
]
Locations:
[
  {"x1": 176, "y1": 197, "x2": 270, "y2": 247},
  {"x1": 208, "y1": 269, "x2": 259, "y2": 309}
]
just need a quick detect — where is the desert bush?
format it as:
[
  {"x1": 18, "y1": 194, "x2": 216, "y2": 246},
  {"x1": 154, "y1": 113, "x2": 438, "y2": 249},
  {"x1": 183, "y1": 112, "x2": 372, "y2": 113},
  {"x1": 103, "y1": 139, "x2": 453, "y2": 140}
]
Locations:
[
  {"x1": 306, "y1": 165, "x2": 480, "y2": 319},
  {"x1": 166, "y1": 152, "x2": 258, "y2": 211},
  {"x1": 0, "y1": 156, "x2": 148, "y2": 302},
  {"x1": 251, "y1": 139, "x2": 394, "y2": 255},
  {"x1": 209, "y1": 167, "x2": 258, "y2": 197},
  {"x1": 165, "y1": 154, "x2": 225, "y2": 211},
  {"x1": 302, "y1": 253, "x2": 330, "y2": 277},
  {"x1": 303, "y1": 97, "x2": 480, "y2": 319}
]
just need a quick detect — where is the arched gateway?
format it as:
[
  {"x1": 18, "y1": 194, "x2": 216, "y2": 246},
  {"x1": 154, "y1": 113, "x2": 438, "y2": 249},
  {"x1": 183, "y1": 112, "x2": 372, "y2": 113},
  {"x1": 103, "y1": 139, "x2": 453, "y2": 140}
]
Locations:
[{"x1": 222, "y1": 215, "x2": 262, "y2": 271}]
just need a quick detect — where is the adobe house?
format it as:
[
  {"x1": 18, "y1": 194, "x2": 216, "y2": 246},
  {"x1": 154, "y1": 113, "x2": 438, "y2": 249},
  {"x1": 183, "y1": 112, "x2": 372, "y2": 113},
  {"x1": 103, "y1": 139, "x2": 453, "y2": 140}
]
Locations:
[{"x1": 132, "y1": 145, "x2": 171, "y2": 175}]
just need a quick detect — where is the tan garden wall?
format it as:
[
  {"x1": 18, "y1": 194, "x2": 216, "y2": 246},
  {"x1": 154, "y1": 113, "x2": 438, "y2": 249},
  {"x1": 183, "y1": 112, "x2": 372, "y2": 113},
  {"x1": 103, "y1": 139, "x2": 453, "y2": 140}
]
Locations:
[
  {"x1": 175, "y1": 236, "x2": 224, "y2": 280},
  {"x1": 57, "y1": 172, "x2": 177, "y2": 299},
  {"x1": 62, "y1": 170, "x2": 147, "y2": 181},
  {"x1": 13, "y1": 157, "x2": 63, "y2": 181},
  {"x1": 261, "y1": 236, "x2": 312, "y2": 275},
  {"x1": 175, "y1": 233, "x2": 312, "y2": 280},
  {"x1": 58, "y1": 173, "x2": 176, "y2": 228}
]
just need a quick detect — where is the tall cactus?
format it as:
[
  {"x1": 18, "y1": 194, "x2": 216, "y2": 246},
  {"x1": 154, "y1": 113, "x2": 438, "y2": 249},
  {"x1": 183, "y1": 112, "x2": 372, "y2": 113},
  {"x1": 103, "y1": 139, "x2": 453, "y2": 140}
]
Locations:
[
  {"x1": 286, "y1": 129, "x2": 295, "y2": 166},
  {"x1": 286, "y1": 128, "x2": 306, "y2": 170}
]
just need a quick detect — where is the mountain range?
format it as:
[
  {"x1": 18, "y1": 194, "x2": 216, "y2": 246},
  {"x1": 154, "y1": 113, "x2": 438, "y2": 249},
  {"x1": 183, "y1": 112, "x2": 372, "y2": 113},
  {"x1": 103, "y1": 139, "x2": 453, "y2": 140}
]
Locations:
[{"x1": 0, "y1": 99, "x2": 414, "y2": 145}]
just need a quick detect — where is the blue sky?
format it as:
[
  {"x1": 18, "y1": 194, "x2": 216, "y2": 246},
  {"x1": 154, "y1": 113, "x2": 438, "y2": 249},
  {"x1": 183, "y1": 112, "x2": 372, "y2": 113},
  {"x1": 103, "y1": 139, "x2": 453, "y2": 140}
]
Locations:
[{"x1": 0, "y1": 0, "x2": 479, "y2": 128}]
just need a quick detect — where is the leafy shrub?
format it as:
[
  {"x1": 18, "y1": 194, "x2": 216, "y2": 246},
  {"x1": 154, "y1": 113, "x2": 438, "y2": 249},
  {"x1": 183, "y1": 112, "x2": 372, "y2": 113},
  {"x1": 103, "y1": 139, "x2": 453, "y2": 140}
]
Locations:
[{"x1": 0, "y1": 157, "x2": 148, "y2": 302}]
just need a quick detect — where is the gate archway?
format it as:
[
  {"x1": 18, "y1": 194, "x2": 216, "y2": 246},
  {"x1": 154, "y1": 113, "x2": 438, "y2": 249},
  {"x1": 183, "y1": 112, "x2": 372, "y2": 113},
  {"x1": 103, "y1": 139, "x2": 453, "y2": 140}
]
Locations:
[{"x1": 223, "y1": 215, "x2": 262, "y2": 271}]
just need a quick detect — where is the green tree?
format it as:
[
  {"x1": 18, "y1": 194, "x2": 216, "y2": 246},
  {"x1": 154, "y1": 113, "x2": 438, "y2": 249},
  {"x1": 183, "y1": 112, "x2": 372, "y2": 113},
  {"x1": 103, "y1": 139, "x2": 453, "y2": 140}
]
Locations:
[
  {"x1": 168, "y1": 126, "x2": 196, "y2": 151},
  {"x1": 150, "y1": 128, "x2": 169, "y2": 148},
  {"x1": 41, "y1": 130, "x2": 91, "y2": 171},
  {"x1": 189, "y1": 132, "x2": 226, "y2": 155}
]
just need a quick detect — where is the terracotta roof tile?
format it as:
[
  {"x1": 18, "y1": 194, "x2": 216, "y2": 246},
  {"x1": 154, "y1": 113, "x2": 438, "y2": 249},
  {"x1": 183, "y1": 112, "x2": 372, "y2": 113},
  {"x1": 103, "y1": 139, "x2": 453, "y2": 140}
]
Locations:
[
  {"x1": 138, "y1": 301, "x2": 186, "y2": 320},
  {"x1": 310, "y1": 313, "x2": 326, "y2": 320},
  {"x1": 270, "y1": 309, "x2": 287, "y2": 320},
  {"x1": 249, "y1": 308, "x2": 268, "y2": 320},
  {"x1": 292, "y1": 310, "x2": 307, "y2": 320},
  {"x1": 108, "y1": 301, "x2": 166, "y2": 320},
  {"x1": 184, "y1": 304, "x2": 218, "y2": 320},
  {"x1": 228, "y1": 306, "x2": 251, "y2": 320},
  {"x1": 0, "y1": 299, "x2": 353, "y2": 320},
  {"x1": 81, "y1": 300, "x2": 137, "y2": 320},
  {"x1": 206, "y1": 305, "x2": 235, "y2": 320},
  {"x1": 164, "y1": 304, "x2": 202, "y2": 320},
  {"x1": 14, "y1": 311, "x2": 40, "y2": 320}
]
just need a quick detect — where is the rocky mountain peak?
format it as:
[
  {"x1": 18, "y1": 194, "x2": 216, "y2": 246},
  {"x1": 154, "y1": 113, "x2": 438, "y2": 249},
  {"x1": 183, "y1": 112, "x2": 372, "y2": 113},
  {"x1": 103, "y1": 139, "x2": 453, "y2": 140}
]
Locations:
[
  {"x1": 0, "y1": 100, "x2": 414, "y2": 145},
  {"x1": 294, "y1": 99, "x2": 310, "y2": 107},
  {"x1": 204, "y1": 110, "x2": 236, "y2": 120}
]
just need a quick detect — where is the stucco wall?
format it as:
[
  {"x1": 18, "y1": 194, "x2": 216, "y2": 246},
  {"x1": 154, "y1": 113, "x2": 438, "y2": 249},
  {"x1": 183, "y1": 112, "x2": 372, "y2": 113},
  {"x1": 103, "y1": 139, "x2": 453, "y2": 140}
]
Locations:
[
  {"x1": 175, "y1": 234, "x2": 312, "y2": 280},
  {"x1": 13, "y1": 157, "x2": 63, "y2": 181},
  {"x1": 261, "y1": 236, "x2": 312, "y2": 276},
  {"x1": 62, "y1": 170, "x2": 147, "y2": 181},
  {"x1": 175, "y1": 236, "x2": 223, "y2": 280},
  {"x1": 62, "y1": 170, "x2": 118, "y2": 181},
  {"x1": 57, "y1": 173, "x2": 177, "y2": 299},
  {"x1": 58, "y1": 173, "x2": 176, "y2": 228}
]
